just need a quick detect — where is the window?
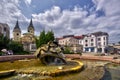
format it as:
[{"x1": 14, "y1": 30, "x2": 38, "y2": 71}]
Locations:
[
  {"x1": 104, "y1": 42, "x2": 106, "y2": 45},
  {"x1": 16, "y1": 33, "x2": 19, "y2": 36},
  {"x1": 91, "y1": 39, "x2": 93, "y2": 42},
  {"x1": 98, "y1": 38, "x2": 101, "y2": 41},
  {"x1": 79, "y1": 41, "x2": 81, "y2": 43},
  {"x1": 85, "y1": 40, "x2": 88, "y2": 42},
  {"x1": 98, "y1": 42, "x2": 101, "y2": 46},
  {"x1": 85, "y1": 44, "x2": 88, "y2": 47},
  {"x1": 91, "y1": 43, "x2": 94, "y2": 46},
  {"x1": 103, "y1": 37, "x2": 106, "y2": 40}
]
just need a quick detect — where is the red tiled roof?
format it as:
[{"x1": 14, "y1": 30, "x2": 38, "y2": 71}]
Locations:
[
  {"x1": 74, "y1": 35, "x2": 84, "y2": 39},
  {"x1": 56, "y1": 35, "x2": 84, "y2": 40},
  {"x1": 56, "y1": 38, "x2": 64, "y2": 40}
]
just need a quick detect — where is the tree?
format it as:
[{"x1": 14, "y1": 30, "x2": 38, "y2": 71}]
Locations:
[
  {"x1": 0, "y1": 34, "x2": 10, "y2": 50},
  {"x1": 46, "y1": 30, "x2": 54, "y2": 43},
  {"x1": 36, "y1": 30, "x2": 46, "y2": 48},
  {"x1": 63, "y1": 47, "x2": 72, "y2": 54},
  {"x1": 8, "y1": 41, "x2": 24, "y2": 54},
  {"x1": 35, "y1": 30, "x2": 55, "y2": 48},
  {"x1": 35, "y1": 37, "x2": 39, "y2": 48}
]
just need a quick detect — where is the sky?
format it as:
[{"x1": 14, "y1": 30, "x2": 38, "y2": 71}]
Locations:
[{"x1": 0, "y1": 0, "x2": 120, "y2": 43}]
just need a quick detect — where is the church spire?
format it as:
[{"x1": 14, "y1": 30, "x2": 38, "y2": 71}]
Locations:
[
  {"x1": 13, "y1": 19, "x2": 21, "y2": 42},
  {"x1": 13, "y1": 20, "x2": 21, "y2": 32},
  {"x1": 28, "y1": 18, "x2": 34, "y2": 30},
  {"x1": 29, "y1": 18, "x2": 33, "y2": 27},
  {"x1": 28, "y1": 18, "x2": 35, "y2": 34}
]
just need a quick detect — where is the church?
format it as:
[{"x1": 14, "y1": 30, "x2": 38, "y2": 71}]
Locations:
[{"x1": 13, "y1": 19, "x2": 36, "y2": 52}]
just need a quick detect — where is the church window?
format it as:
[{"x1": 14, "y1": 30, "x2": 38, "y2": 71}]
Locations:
[{"x1": 16, "y1": 33, "x2": 19, "y2": 35}]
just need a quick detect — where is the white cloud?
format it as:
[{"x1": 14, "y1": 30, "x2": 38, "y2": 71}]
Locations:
[
  {"x1": 0, "y1": 0, "x2": 120, "y2": 43},
  {"x1": 32, "y1": 0, "x2": 120, "y2": 43},
  {"x1": 24, "y1": 0, "x2": 32, "y2": 6},
  {"x1": 0, "y1": 0, "x2": 30, "y2": 38},
  {"x1": 93, "y1": 0, "x2": 120, "y2": 16}
]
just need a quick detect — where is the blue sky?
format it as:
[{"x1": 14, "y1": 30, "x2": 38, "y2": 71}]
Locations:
[{"x1": 0, "y1": 0, "x2": 120, "y2": 43}]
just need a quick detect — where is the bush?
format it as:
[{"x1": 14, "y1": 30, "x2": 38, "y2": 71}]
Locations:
[
  {"x1": 13, "y1": 51, "x2": 31, "y2": 55},
  {"x1": 77, "y1": 52, "x2": 82, "y2": 56},
  {"x1": 63, "y1": 47, "x2": 73, "y2": 54},
  {"x1": 8, "y1": 41, "x2": 24, "y2": 54},
  {"x1": 0, "y1": 52, "x2": 3, "y2": 56}
]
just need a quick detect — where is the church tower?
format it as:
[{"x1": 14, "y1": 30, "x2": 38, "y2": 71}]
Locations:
[
  {"x1": 28, "y1": 18, "x2": 34, "y2": 35},
  {"x1": 13, "y1": 20, "x2": 21, "y2": 42}
]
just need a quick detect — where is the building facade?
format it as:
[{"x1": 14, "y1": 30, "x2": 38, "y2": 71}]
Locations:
[
  {"x1": 58, "y1": 37, "x2": 79, "y2": 46},
  {"x1": 57, "y1": 32, "x2": 109, "y2": 53},
  {"x1": 13, "y1": 20, "x2": 21, "y2": 42},
  {"x1": 13, "y1": 19, "x2": 36, "y2": 52},
  {"x1": 82, "y1": 32, "x2": 108, "y2": 53},
  {"x1": 0, "y1": 23, "x2": 10, "y2": 38},
  {"x1": 58, "y1": 35, "x2": 83, "y2": 53}
]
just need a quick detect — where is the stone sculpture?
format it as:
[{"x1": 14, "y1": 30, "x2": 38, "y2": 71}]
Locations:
[{"x1": 34, "y1": 41, "x2": 66, "y2": 65}]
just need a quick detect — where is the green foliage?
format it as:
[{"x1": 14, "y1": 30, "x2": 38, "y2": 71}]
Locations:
[
  {"x1": 0, "y1": 34, "x2": 10, "y2": 50},
  {"x1": 63, "y1": 47, "x2": 73, "y2": 54},
  {"x1": 0, "y1": 34, "x2": 30, "y2": 55},
  {"x1": 8, "y1": 41, "x2": 24, "y2": 54},
  {"x1": 37, "y1": 30, "x2": 46, "y2": 48},
  {"x1": 45, "y1": 30, "x2": 54, "y2": 43},
  {"x1": 77, "y1": 52, "x2": 82, "y2": 56},
  {"x1": 36, "y1": 30, "x2": 55, "y2": 48},
  {"x1": 35, "y1": 37, "x2": 39, "y2": 48},
  {"x1": 0, "y1": 51, "x2": 3, "y2": 56}
]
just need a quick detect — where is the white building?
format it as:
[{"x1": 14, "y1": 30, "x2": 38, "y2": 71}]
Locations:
[
  {"x1": 83, "y1": 32, "x2": 108, "y2": 53},
  {"x1": 57, "y1": 31, "x2": 109, "y2": 53}
]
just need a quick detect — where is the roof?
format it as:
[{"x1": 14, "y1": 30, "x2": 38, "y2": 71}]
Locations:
[
  {"x1": 56, "y1": 38, "x2": 64, "y2": 40},
  {"x1": 91, "y1": 31, "x2": 108, "y2": 36},
  {"x1": 13, "y1": 20, "x2": 21, "y2": 32},
  {"x1": 63, "y1": 35, "x2": 74, "y2": 38},
  {"x1": 74, "y1": 35, "x2": 84, "y2": 39},
  {"x1": 28, "y1": 18, "x2": 34, "y2": 30},
  {"x1": 57, "y1": 35, "x2": 84, "y2": 40}
]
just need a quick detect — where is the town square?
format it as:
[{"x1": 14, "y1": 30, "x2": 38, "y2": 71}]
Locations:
[{"x1": 0, "y1": 0, "x2": 120, "y2": 80}]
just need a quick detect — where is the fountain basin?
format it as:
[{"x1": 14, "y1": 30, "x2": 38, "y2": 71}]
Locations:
[{"x1": 0, "y1": 70, "x2": 15, "y2": 77}]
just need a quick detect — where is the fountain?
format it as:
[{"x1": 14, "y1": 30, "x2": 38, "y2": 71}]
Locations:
[
  {"x1": 0, "y1": 41, "x2": 84, "y2": 80},
  {"x1": 34, "y1": 41, "x2": 67, "y2": 65}
]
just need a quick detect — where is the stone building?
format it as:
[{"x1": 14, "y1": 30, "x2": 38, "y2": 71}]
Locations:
[
  {"x1": 57, "y1": 35, "x2": 83, "y2": 53},
  {"x1": 58, "y1": 37, "x2": 79, "y2": 46},
  {"x1": 13, "y1": 19, "x2": 36, "y2": 52},
  {"x1": 0, "y1": 23, "x2": 10, "y2": 38},
  {"x1": 13, "y1": 20, "x2": 21, "y2": 42}
]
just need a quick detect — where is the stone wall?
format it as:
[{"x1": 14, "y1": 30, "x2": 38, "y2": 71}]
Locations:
[
  {"x1": 0, "y1": 55, "x2": 35, "y2": 62},
  {"x1": 0, "y1": 54, "x2": 119, "y2": 64}
]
